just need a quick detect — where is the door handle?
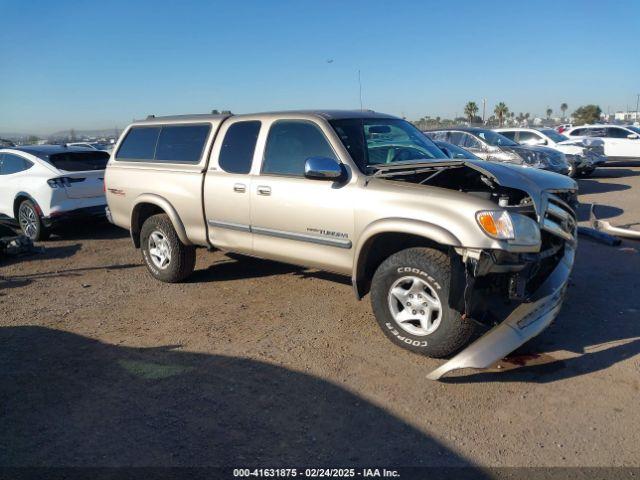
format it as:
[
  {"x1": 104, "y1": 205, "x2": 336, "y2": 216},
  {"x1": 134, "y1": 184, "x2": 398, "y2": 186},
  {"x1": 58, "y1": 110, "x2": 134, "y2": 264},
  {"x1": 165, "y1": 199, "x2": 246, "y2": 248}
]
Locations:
[
  {"x1": 233, "y1": 183, "x2": 246, "y2": 193},
  {"x1": 257, "y1": 185, "x2": 271, "y2": 196}
]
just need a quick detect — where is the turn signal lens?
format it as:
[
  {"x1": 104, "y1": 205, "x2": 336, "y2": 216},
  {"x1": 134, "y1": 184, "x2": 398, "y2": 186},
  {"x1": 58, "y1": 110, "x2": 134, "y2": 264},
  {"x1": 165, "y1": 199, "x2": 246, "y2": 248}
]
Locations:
[{"x1": 476, "y1": 210, "x2": 515, "y2": 240}]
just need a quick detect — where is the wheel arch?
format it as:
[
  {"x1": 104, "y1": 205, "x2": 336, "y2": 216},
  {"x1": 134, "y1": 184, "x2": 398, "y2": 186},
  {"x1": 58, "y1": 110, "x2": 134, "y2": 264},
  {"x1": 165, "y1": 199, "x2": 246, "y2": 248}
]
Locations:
[
  {"x1": 352, "y1": 219, "x2": 461, "y2": 299},
  {"x1": 13, "y1": 192, "x2": 41, "y2": 219},
  {"x1": 130, "y1": 194, "x2": 191, "y2": 248}
]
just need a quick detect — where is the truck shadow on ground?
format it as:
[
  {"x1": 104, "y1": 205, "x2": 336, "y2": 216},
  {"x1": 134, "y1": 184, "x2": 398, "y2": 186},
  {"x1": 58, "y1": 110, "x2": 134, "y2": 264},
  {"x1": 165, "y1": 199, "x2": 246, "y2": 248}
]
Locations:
[
  {"x1": 0, "y1": 326, "x2": 485, "y2": 470},
  {"x1": 191, "y1": 253, "x2": 352, "y2": 286},
  {"x1": 443, "y1": 239, "x2": 640, "y2": 384}
]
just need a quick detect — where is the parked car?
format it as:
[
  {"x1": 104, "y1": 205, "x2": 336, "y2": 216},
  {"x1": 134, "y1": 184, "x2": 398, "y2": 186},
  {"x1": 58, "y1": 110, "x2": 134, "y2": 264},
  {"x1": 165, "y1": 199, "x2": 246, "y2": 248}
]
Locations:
[
  {"x1": 0, "y1": 139, "x2": 15, "y2": 148},
  {"x1": 0, "y1": 145, "x2": 109, "y2": 240},
  {"x1": 495, "y1": 127, "x2": 605, "y2": 177},
  {"x1": 556, "y1": 124, "x2": 572, "y2": 134},
  {"x1": 425, "y1": 127, "x2": 570, "y2": 175},
  {"x1": 563, "y1": 124, "x2": 640, "y2": 158},
  {"x1": 432, "y1": 140, "x2": 480, "y2": 160},
  {"x1": 106, "y1": 111, "x2": 577, "y2": 379},
  {"x1": 67, "y1": 142, "x2": 113, "y2": 152}
]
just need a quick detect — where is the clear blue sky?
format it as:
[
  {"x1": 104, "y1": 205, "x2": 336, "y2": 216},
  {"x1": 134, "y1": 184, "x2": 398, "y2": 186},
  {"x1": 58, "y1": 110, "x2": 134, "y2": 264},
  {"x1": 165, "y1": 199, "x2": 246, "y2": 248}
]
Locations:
[{"x1": 1, "y1": 0, "x2": 638, "y2": 134}]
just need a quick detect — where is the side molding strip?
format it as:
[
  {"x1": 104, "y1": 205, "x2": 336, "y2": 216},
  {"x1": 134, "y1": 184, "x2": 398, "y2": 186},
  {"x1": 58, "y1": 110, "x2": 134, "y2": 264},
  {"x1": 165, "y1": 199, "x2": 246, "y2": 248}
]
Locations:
[
  {"x1": 252, "y1": 226, "x2": 352, "y2": 249},
  {"x1": 207, "y1": 220, "x2": 251, "y2": 233},
  {"x1": 207, "y1": 220, "x2": 352, "y2": 249}
]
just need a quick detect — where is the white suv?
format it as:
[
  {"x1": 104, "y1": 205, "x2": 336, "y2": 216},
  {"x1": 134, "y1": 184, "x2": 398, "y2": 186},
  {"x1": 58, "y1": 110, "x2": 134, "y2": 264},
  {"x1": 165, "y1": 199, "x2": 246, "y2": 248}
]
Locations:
[
  {"x1": 0, "y1": 145, "x2": 109, "y2": 240},
  {"x1": 563, "y1": 125, "x2": 640, "y2": 158},
  {"x1": 495, "y1": 127, "x2": 605, "y2": 177}
]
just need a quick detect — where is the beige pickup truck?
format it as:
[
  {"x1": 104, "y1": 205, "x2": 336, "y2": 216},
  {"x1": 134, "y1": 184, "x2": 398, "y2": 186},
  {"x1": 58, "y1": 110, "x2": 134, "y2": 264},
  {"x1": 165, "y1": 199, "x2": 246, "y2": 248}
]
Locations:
[{"x1": 105, "y1": 110, "x2": 577, "y2": 379}]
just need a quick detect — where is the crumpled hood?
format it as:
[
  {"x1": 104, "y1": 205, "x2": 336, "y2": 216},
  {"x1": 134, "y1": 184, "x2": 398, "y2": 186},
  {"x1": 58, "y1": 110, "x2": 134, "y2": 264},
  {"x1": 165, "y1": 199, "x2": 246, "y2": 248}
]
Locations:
[{"x1": 462, "y1": 159, "x2": 577, "y2": 216}]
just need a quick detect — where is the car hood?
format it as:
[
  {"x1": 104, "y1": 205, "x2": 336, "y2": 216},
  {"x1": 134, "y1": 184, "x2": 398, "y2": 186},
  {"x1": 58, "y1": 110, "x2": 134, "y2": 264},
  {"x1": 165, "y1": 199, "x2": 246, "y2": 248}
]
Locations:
[
  {"x1": 463, "y1": 159, "x2": 577, "y2": 215},
  {"x1": 369, "y1": 159, "x2": 577, "y2": 217}
]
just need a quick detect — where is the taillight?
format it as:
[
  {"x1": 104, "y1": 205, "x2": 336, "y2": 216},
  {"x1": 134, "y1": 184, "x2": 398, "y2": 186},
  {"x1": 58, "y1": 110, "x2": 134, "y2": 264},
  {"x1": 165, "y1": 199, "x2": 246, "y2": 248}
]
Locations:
[{"x1": 47, "y1": 177, "x2": 85, "y2": 188}]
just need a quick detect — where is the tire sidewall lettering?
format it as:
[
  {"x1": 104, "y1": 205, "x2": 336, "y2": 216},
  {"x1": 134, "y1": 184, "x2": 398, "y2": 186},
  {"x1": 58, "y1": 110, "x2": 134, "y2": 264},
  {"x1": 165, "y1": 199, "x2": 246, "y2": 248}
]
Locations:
[
  {"x1": 396, "y1": 266, "x2": 441, "y2": 290},
  {"x1": 384, "y1": 322, "x2": 428, "y2": 347}
]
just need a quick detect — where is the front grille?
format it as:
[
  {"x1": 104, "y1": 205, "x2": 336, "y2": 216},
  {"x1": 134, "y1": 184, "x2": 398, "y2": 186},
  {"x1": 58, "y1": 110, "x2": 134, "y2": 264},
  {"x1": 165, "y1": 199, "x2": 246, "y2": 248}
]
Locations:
[{"x1": 542, "y1": 193, "x2": 577, "y2": 244}]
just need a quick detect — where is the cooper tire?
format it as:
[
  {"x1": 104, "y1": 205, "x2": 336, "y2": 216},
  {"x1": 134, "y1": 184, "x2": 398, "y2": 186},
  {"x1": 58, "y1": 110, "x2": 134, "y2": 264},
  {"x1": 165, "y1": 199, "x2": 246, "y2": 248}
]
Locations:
[
  {"x1": 18, "y1": 199, "x2": 50, "y2": 241},
  {"x1": 370, "y1": 247, "x2": 476, "y2": 358},
  {"x1": 140, "y1": 213, "x2": 195, "y2": 283}
]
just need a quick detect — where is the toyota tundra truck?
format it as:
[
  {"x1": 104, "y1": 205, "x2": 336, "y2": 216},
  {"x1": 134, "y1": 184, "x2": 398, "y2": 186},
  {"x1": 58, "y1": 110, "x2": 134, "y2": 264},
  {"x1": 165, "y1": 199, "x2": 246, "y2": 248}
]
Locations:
[{"x1": 105, "y1": 110, "x2": 577, "y2": 379}]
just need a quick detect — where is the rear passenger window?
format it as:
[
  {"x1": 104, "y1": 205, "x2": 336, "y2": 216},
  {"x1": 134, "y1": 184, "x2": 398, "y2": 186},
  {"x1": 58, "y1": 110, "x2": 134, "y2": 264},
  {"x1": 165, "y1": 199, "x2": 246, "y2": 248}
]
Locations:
[
  {"x1": 499, "y1": 131, "x2": 516, "y2": 141},
  {"x1": 155, "y1": 124, "x2": 211, "y2": 163},
  {"x1": 262, "y1": 121, "x2": 335, "y2": 177},
  {"x1": 116, "y1": 127, "x2": 161, "y2": 160},
  {"x1": 116, "y1": 124, "x2": 211, "y2": 163},
  {"x1": 219, "y1": 121, "x2": 261, "y2": 174}
]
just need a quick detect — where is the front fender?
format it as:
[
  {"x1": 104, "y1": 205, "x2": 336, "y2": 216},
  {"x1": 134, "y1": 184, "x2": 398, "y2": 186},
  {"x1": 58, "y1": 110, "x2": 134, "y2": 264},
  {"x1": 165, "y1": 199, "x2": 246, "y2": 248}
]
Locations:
[
  {"x1": 352, "y1": 218, "x2": 462, "y2": 298},
  {"x1": 131, "y1": 193, "x2": 191, "y2": 246}
]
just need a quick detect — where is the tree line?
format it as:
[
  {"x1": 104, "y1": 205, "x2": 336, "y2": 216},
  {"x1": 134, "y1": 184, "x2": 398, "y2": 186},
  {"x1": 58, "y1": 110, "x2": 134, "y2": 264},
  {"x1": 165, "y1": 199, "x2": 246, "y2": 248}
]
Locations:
[{"x1": 413, "y1": 102, "x2": 602, "y2": 130}]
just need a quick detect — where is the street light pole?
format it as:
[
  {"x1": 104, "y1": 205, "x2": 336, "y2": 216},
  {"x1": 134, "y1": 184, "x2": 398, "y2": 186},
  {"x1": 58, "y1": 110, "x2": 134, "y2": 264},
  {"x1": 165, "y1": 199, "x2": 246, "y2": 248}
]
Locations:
[{"x1": 482, "y1": 98, "x2": 486, "y2": 124}]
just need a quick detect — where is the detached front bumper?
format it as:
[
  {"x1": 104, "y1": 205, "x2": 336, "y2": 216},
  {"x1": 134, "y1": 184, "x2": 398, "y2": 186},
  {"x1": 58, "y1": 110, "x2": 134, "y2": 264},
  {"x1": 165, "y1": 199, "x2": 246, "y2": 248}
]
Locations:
[{"x1": 428, "y1": 244, "x2": 575, "y2": 380}]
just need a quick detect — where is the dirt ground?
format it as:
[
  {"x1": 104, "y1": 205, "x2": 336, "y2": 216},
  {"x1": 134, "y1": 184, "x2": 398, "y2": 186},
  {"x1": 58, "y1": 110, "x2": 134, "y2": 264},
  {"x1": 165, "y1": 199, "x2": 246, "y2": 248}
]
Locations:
[{"x1": 1, "y1": 163, "x2": 639, "y2": 468}]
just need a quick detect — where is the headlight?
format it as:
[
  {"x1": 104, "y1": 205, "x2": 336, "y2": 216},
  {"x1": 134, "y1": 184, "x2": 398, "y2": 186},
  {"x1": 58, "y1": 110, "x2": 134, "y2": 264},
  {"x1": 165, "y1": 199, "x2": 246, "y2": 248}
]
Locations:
[
  {"x1": 476, "y1": 210, "x2": 541, "y2": 246},
  {"x1": 476, "y1": 210, "x2": 514, "y2": 239},
  {"x1": 491, "y1": 151, "x2": 521, "y2": 163},
  {"x1": 521, "y1": 151, "x2": 550, "y2": 169}
]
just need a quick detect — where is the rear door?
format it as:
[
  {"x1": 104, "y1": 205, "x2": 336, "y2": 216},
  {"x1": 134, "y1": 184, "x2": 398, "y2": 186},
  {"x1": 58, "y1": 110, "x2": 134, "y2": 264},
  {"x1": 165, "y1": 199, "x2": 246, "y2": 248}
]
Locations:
[
  {"x1": 203, "y1": 119, "x2": 261, "y2": 253},
  {"x1": 47, "y1": 150, "x2": 109, "y2": 198}
]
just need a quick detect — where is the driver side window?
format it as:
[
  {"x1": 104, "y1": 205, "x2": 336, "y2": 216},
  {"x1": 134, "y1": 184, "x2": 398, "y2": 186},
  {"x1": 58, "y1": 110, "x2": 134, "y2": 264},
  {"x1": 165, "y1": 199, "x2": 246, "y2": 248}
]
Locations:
[{"x1": 262, "y1": 121, "x2": 336, "y2": 177}]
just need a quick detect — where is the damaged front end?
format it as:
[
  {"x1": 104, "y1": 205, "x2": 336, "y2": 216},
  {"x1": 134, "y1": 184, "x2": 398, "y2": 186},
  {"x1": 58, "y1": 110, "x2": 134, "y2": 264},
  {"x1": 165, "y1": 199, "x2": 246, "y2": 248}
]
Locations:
[
  {"x1": 371, "y1": 160, "x2": 578, "y2": 379},
  {"x1": 430, "y1": 170, "x2": 578, "y2": 379},
  {"x1": 429, "y1": 192, "x2": 577, "y2": 379}
]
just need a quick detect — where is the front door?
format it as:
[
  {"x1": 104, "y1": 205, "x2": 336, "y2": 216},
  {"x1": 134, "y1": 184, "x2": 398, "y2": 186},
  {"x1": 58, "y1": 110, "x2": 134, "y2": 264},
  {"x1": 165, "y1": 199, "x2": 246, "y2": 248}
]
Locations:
[
  {"x1": 250, "y1": 120, "x2": 356, "y2": 275},
  {"x1": 203, "y1": 120, "x2": 262, "y2": 254}
]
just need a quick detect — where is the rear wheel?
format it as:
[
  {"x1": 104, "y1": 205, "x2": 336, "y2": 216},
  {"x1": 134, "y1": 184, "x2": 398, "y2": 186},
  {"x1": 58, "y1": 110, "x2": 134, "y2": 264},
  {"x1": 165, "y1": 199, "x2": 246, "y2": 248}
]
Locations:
[
  {"x1": 18, "y1": 199, "x2": 49, "y2": 241},
  {"x1": 370, "y1": 247, "x2": 476, "y2": 358},
  {"x1": 140, "y1": 213, "x2": 196, "y2": 283}
]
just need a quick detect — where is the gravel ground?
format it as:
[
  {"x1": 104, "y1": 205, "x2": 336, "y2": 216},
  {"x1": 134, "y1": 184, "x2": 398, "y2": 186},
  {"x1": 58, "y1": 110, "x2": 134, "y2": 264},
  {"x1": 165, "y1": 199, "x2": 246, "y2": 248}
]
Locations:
[{"x1": 1, "y1": 163, "x2": 639, "y2": 468}]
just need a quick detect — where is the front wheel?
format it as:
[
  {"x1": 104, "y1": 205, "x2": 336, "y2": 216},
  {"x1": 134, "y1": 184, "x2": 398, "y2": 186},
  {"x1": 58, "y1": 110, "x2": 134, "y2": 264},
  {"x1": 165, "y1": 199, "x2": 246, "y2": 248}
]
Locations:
[
  {"x1": 140, "y1": 214, "x2": 196, "y2": 283},
  {"x1": 370, "y1": 247, "x2": 476, "y2": 358},
  {"x1": 18, "y1": 199, "x2": 50, "y2": 241}
]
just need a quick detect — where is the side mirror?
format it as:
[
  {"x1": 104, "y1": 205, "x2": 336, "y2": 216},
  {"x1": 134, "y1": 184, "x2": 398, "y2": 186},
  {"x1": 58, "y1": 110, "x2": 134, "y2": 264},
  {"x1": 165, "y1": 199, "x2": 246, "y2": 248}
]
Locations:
[
  {"x1": 304, "y1": 157, "x2": 344, "y2": 180},
  {"x1": 627, "y1": 134, "x2": 639, "y2": 139}
]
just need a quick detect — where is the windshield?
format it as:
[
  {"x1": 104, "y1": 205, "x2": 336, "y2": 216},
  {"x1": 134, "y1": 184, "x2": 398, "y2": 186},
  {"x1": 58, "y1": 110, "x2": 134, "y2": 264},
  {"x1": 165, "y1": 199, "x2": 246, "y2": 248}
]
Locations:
[
  {"x1": 476, "y1": 130, "x2": 518, "y2": 147},
  {"x1": 540, "y1": 129, "x2": 569, "y2": 143},
  {"x1": 329, "y1": 118, "x2": 447, "y2": 172},
  {"x1": 46, "y1": 151, "x2": 110, "y2": 171}
]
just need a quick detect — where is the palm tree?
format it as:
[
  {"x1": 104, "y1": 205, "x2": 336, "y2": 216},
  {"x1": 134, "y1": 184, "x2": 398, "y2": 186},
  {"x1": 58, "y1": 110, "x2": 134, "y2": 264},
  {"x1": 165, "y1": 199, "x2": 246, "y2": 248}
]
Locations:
[
  {"x1": 560, "y1": 103, "x2": 568, "y2": 120},
  {"x1": 546, "y1": 108, "x2": 553, "y2": 120},
  {"x1": 494, "y1": 102, "x2": 509, "y2": 127},
  {"x1": 464, "y1": 101, "x2": 479, "y2": 123}
]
